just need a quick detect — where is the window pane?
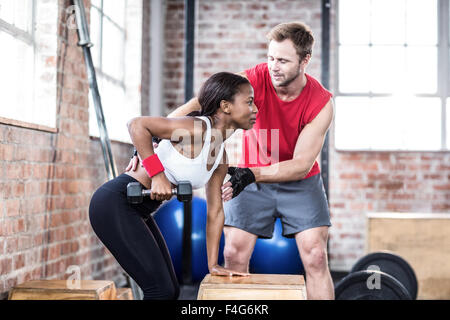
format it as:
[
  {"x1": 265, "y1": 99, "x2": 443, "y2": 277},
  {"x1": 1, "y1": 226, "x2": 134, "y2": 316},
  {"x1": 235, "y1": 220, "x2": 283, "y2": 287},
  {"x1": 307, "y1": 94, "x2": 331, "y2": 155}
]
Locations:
[
  {"x1": 89, "y1": 77, "x2": 129, "y2": 142},
  {"x1": 371, "y1": 0, "x2": 406, "y2": 45},
  {"x1": 406, "y1": 0, "x2": 437, "y2": 45},
  {"x1": 102, "y1": 18, "x2": 124, "y2": 80},
  {"x1": 0, "y1": 0, "x2": 32, "y2": 32},
  {"x1": 91, "y1": 0, "x2": 102, "y2": 9},
  {"x1": 369, "y1": 97, "x2": 440, "y2": 150},
  {"x1": 372, "y1": 96, "x2": 441, "y2": 150},
  {"x1": 0, "y1": 31, "x2": 34, "y2": 122},
  {"x1": 400, "y1": 97, "x2": 441, "y2": 150},
  {"x1": 334, "y1": 97, "x2": 373, "y2": 150},
  {"x1": 103, "y1": 0, "x2": 125, "y2": 28},
  {"x1": 90, "y1": 7, "x2": 101, "y2": 68},
  {"x1": 339, "y1": 46, "x2": 370, "y2": 93},
  {"x1": 335, "y1": 97, "x2": 441, "y2": 151},
  {"x1": 405, "y1": 46, "x2": 437, "y2": 94},
  {"x1": 370, "y1": 46, "x2": 405, "y2": 93},
  {"x1": 338, "y1": 0, "x2": 370, "y2": 45}
]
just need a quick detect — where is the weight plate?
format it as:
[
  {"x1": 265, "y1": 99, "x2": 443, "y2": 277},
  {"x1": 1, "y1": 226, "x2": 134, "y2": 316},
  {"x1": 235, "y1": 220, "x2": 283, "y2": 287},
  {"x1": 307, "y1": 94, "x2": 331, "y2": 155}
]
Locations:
[
  {"x1": 351, "y1": 251, "x2": 418, "y2": 300},
  {"x1": 335, "y1": 270, "x2": 412, "y2": 300}
]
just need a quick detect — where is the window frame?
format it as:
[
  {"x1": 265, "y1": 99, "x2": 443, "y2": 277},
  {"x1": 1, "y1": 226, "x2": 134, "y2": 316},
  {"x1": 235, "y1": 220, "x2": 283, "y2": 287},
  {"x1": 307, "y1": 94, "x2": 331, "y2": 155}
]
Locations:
[
  {"x1": 334, "y1": 0, "x2": 450, "y2": 151},
  {"x1": 90, "y1": 0, "x2": 126, "y2": 90}
]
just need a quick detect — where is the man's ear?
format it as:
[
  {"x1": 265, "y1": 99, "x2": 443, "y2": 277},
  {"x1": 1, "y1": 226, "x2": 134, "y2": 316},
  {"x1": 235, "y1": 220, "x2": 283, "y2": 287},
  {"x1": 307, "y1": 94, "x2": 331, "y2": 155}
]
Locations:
[
  {"x1": 220, "y1": 100, "x2": 231, "y2": 114},
  {"x1": 300, "y1": 54, "x2": 311, "y2": 67}
]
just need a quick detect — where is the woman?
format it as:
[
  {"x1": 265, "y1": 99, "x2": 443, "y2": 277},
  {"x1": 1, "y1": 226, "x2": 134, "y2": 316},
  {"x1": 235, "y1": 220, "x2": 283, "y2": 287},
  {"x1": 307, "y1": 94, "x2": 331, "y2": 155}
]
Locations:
[{"x1": 89, "y1": 72, "x2": 257, "y2": 300}]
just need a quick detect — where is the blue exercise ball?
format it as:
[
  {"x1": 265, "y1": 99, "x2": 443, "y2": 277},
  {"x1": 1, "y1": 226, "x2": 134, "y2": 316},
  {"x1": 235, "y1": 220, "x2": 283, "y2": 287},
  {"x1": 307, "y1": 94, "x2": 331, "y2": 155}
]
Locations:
[
  {"x1": 153, "y1": 197, "x2": 224, "y2": 283},
  {"x1": 250, "y1": 218, "x2": 304, "y2": 274}
]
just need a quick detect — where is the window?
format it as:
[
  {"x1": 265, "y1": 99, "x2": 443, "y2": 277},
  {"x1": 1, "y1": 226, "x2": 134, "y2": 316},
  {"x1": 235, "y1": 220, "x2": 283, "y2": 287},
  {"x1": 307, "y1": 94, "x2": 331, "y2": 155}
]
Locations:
[
  {"x1": 335, "y1": 0, "x2": 449, "y2": 151},
  {"x1": 89, "y1": 0, "x2": 142, "y2": 143},
  {"x1": 0, "y1": 0, "x2": 57, "y2": 129}
]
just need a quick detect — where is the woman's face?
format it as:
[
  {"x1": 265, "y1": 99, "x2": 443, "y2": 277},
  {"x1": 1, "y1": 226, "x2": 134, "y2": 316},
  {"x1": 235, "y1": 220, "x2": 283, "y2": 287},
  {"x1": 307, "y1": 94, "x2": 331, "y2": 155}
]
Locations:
[{"x1": 228, "y1": 83, "x2": 257, "y2": 130}]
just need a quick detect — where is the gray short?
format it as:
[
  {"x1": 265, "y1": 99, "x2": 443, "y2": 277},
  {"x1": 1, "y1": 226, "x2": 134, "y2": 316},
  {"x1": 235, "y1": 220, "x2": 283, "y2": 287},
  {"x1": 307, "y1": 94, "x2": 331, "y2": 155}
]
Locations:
[{"x1": 224, "y1": 173, "x2": 331, "y2": 239}]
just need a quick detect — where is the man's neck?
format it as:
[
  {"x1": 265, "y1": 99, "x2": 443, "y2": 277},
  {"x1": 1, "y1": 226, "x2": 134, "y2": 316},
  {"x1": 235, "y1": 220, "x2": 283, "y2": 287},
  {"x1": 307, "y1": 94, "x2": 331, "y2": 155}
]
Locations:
[{"x1": 274, "y1": 73, "x2": 307, "y2": 102}]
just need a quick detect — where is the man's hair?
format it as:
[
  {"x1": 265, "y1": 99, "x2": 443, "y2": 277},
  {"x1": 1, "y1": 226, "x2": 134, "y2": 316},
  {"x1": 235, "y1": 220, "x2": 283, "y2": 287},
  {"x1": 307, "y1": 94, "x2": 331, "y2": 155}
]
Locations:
[{"x1": 266, "y1": 22, "x2": 314, "y2": 62}]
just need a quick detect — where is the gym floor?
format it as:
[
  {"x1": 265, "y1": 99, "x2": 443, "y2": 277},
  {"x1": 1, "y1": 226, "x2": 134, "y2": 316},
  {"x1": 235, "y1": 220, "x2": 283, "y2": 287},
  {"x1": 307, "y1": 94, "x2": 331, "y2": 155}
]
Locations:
[{"x1": 177, "y1": 271, "x2": 349, "y2": 300}]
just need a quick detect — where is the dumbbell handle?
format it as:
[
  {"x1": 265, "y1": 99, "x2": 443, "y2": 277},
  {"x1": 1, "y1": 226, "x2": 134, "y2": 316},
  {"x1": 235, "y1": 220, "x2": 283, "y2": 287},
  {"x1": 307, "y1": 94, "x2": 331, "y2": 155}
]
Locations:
[{"x1": 142, "y1": 188, "x2": 177, "y2": 196}]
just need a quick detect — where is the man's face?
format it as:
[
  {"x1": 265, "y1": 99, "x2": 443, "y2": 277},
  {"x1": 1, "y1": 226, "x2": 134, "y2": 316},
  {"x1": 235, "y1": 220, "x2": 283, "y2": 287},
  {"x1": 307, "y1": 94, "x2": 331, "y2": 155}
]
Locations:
[{"x1": 267, "y1": 39, "x2": 304, "y2": 87}]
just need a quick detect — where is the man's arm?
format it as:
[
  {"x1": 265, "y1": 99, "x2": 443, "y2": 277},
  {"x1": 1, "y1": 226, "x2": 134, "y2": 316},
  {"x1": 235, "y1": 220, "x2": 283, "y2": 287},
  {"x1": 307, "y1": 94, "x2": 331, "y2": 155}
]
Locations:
[
  {"x1": 166, "y1": 97, "x2": 201, "y2": 118},
  {"x1": 251, "y1": 99, "x2": 334, "y2": 182},
  {"x1": 166, "y1": 72, "x2": 248, "y2": 118}
]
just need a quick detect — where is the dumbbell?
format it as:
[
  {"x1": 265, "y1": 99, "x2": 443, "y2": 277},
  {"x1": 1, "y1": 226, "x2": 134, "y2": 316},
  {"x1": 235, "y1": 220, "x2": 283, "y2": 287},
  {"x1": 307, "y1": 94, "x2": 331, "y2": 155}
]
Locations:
[
  {"x1": 335, "y1": 251, "x2": 418, "y2": 300},
  {"x1": 127, "y1": 181, "x2": 192, "y2": 204}
]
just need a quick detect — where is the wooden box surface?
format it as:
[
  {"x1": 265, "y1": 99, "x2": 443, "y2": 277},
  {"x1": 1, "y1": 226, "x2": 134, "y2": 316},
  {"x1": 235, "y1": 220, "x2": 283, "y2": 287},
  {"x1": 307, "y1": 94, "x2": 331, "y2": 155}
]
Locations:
[
  {"x1": 8, "y1": 280, "x2": 117, "y2": 300},
  {"x1": 367, "y1": 212, "x2": 450, "y2": 300},
  {"x1": 197, "y1": 274, "x2": 306, "y2": 300}
]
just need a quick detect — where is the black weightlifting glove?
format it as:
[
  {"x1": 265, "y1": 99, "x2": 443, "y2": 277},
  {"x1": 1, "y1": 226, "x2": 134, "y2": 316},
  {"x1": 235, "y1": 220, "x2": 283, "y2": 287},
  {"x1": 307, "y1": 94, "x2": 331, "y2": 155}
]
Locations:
[{"x1": 227, "y1": 167, "x2": 256, "y2": 199}]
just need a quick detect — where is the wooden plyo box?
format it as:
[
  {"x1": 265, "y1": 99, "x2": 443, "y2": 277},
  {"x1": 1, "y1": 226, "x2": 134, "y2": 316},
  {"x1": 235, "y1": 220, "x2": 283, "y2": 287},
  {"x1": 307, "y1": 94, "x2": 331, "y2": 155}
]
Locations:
[
  {"x1": 8, "y1": 280, "x2": 118, "y2": 300},
  {"x1": 197, "y1": 274, "x2": 306, "y2": 300},
  {"x1": 367, "y1": 212, "x2": 450, "y2": 300}
]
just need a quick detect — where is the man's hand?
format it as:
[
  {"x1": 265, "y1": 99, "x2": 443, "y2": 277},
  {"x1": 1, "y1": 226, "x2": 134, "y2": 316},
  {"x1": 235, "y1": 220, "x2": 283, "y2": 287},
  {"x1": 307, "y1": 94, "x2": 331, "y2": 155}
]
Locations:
[
  {"x1": 221, "y1": 167, "x2": 256, "y2": 202},
  {"x1": 209, "y1": 264, "x2": 249, "y2": 277},
  {"x1": 125, "y1": 155, "x2": 140, "y2": 172}
]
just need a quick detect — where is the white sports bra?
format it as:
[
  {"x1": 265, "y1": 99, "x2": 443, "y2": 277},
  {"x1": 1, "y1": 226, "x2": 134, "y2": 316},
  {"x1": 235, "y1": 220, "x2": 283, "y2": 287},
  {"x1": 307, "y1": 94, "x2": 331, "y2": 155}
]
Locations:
[{"x1": 154, "y1": 116, "x2": 225, "y2": 189}]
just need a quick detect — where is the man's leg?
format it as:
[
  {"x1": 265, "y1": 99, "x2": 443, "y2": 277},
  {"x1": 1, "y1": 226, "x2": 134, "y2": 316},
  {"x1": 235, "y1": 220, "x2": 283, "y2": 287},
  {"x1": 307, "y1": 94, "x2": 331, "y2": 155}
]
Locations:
[
  {"x1": 295, "y1": 226, "x2": 334, "y2": 300},
  {"x1": 223, "y1": 226, "x2": 258, "y2": 273}
]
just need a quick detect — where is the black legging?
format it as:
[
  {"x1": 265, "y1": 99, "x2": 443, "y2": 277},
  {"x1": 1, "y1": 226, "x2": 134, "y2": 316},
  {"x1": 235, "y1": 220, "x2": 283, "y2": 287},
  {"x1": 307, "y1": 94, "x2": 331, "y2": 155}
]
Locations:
[{"x1": 88, "y1": 173, "x2": 179, "y2": 300}]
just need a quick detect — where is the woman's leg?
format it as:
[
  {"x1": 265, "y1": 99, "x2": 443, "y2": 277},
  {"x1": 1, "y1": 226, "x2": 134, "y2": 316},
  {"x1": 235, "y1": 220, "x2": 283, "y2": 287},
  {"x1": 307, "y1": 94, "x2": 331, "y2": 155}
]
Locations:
[{"x1": 88, "y1": 175, "x2": 179, "y2": 300}]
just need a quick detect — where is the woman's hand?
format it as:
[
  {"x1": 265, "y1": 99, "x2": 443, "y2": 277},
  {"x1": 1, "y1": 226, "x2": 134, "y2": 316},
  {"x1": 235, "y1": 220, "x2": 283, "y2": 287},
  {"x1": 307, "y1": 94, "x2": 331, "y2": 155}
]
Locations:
[
  {"x1": 209, "y1": 264, "x2": 250, "y2": 277},
  {"x1": 150, "y1": 172, "x2": 173, "y2": 201}
]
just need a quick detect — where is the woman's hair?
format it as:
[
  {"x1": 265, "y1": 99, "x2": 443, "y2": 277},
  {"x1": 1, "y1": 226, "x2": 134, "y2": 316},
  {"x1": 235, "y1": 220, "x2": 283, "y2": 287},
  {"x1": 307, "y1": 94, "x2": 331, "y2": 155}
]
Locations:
[
  {"x1": 188, "y1": 72, "x2": 250, "y2": 117},
  {"x1": 266, "y1": 21, "x2": 314, "y2": 62}
]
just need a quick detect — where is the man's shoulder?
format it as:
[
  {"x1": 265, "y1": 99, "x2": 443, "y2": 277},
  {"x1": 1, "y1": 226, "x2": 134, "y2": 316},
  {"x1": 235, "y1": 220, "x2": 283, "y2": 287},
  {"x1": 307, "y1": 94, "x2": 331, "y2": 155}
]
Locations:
[
  {"x1": 246, "y1": 62, "x2": 268, "y2": 76},
  {"x1": 305, "y1": 73, "x2": 323, "y2": 88},
  {"x1": 305, "y1": 73, "x2": 332, "y2": 95}
]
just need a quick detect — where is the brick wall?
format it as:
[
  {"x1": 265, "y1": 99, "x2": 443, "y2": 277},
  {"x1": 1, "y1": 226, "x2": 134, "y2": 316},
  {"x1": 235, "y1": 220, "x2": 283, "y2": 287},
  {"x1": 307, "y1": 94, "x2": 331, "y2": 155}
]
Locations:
[{"x1": 0, "y1": 0, "x2": 137, "y2": 299}]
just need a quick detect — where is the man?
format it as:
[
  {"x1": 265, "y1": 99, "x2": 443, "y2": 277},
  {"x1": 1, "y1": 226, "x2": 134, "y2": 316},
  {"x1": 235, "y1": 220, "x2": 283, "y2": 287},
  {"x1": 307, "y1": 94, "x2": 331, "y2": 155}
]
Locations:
[{"x1": 128, "y1": 22, "x2": 334, "y2": 299}]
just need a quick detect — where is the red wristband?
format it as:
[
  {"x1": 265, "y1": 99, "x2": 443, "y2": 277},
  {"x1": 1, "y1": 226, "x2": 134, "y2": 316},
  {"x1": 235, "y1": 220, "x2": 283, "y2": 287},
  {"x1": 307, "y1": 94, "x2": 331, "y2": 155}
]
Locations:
[{"x1": 142, "y1": 154, "x2": 165, "y2": 178}]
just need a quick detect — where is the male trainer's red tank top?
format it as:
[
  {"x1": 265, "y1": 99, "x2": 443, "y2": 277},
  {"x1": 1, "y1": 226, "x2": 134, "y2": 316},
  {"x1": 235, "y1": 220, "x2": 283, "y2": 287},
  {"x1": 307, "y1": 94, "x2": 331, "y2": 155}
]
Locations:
[{"x1": 239, "y1": 63, "x2": 332, "y2": 179}]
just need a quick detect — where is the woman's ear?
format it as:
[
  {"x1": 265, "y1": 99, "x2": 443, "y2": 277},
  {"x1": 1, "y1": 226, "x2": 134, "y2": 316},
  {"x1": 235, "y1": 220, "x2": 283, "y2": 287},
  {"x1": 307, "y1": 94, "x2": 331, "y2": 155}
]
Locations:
[{"x1": 220, "y1": 100, "x2": 231, "y2": 115}]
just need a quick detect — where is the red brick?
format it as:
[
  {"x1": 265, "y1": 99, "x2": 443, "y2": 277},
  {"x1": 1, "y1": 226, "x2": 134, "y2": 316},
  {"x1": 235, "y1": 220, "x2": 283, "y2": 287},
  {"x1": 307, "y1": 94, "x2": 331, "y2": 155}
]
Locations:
[
  {"x1": 434, "y1": 184, "x2": 450, "y2": 191},
  {"x1": 379, "y1": 182, "x2": 404, "y2": 190},
  {"x1": 423, "y1": 174, "x2": 443, "y2": 180},
  {"x1": 6, "y1": 163, "x2": 24, "y2": 180},
  {"x1": 13, "y1": 253, "x2": 26, "y2": 270},
  {"x1": 0, "y1": 258, "x2": 12, "y2": 274},
  {"x1": 339, "y1": 173, "x2": 363, "y2": 179},
  {"x1": 5, "y1": 237, "x2": 18, "y2": 254},
  {"x1": 5, "y1": 199, "x2": 21, "y2": 217},
  {"x1": 392, "y1": 193, "x2": 416, "y2": 200},
  {"x1": 0, "y1": 143, "x2": 14, "y2": 160}
]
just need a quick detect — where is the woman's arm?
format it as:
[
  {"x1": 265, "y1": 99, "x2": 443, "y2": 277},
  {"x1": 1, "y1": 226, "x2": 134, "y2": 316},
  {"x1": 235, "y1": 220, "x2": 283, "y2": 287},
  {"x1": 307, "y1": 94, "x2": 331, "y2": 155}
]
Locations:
[
  {"x1": 127, "y1": 116, "x2": 197, "y2": 160},
  {"x1": 127, "y1": 116, "x2": 197, "y2": 200},
  {"x1": 205, "y1": 151, "x2": 249, "y2": 276}
]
